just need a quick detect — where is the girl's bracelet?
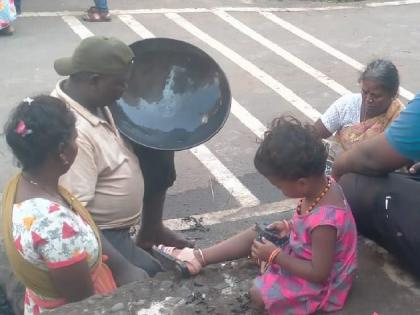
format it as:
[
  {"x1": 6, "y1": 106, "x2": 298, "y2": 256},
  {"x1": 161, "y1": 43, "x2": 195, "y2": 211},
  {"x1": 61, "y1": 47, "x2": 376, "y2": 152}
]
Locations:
[{"x1": 268, "y1": 248, "x2": 282, "y2": 265}]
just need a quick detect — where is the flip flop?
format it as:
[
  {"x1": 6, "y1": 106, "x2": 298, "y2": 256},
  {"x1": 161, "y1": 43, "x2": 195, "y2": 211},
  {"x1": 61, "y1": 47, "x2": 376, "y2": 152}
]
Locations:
[
  {"x1": 151, "y1": 245, "x2": 202, "y2": 277},
  {"x1": 0, "y1": 25, "x2": 14, "y2": 36},
  {"x1": 82, "y1": 7, "x2": 111, "y2": 22}
]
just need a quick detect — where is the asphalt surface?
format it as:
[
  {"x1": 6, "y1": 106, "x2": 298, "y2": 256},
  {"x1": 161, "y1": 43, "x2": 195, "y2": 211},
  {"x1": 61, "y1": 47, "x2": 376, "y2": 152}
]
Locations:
[
  {"x1": 2, "y1": 1, "x2": 420, "y2": 314},
  {"x1": 2, "y1": 0, "x2": 420, "y2": 220}
]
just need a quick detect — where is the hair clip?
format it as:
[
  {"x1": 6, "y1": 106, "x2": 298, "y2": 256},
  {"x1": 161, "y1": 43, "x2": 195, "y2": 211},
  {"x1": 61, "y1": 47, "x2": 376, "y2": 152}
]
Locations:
[
  {"x1": 15, "y1": 120, "x2": 33, "y2": 137},
  {"x1": 23, "y1": 97, "x2": 34, "y2": 105}
]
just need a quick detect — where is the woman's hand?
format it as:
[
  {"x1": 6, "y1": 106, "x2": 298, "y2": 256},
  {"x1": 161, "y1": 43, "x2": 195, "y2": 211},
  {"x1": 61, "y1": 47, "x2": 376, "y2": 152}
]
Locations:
[
  {"x1": 251, "y1": 238, "x2": 277, "y2": 262},
  {"x1": 266, "y1": 221, "x2": 290, "y2": 238}
]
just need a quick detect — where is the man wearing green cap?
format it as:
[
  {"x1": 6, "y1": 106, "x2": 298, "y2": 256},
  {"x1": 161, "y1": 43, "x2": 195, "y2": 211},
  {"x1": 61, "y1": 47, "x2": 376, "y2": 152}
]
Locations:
[{"x1": 51, "y1": 36, "x2": 189, "y2": 276}]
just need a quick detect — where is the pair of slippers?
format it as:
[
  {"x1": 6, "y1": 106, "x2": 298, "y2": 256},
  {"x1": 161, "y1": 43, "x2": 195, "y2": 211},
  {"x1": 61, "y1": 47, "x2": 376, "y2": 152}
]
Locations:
[
  {"x1": 0, "y1": 25, "x2": 14, "y2": 36},
  {"x1": 151, "y1": 245, "x2": 203, "y2": 277},
  {"x1": 82, "y1": 6, "x2": 111, "y2": 22}
]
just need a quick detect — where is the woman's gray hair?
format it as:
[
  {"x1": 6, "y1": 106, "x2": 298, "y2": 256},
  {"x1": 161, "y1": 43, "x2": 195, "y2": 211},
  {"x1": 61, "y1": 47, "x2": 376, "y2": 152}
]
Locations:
[{"x1": 359, "y1": 59, "x2": 400, "y2": 97}]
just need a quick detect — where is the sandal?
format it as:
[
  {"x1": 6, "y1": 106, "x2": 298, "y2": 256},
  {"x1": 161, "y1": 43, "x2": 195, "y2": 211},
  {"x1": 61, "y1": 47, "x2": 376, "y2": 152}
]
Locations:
[
  {"x1": 152, "y1": 245, "x2": 203, "y2": 277},
  {"x1": 0, "y1": 25, "x2": 14, "y2": 36},
  {"x1": 82, "y1": 7, "x2": 111, "y2": 22}
]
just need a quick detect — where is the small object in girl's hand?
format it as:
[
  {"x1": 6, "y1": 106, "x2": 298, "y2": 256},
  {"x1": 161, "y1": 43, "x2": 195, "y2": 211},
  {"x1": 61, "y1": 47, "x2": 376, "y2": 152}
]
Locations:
[{"x1": 255, "y1": 223, "x2": 289, "y2": 247}]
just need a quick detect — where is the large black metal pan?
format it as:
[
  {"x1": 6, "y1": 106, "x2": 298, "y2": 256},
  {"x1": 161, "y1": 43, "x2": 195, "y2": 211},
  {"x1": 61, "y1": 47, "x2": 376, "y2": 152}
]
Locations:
[{"x1": 110, "y1": 38, "x2": 231, "y2": 151}]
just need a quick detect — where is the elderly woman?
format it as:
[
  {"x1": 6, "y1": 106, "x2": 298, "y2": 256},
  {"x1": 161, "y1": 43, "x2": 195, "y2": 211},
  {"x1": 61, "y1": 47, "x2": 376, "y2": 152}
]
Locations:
[
  {"x1": 314, "y1": 59, "x2": 404, "y2": 164},
  {"x1": 0, "y1": 0, "x2": 16, "y2": 35},
  {"x1": 2, "y1": 96, "x2": 148, "y2": 314}
]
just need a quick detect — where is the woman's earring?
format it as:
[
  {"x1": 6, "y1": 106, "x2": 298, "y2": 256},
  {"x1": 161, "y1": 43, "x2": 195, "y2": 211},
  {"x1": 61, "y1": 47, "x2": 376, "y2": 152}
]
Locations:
[{"x1": 60, "y1": 154, "x2": 69, "y2": 165}]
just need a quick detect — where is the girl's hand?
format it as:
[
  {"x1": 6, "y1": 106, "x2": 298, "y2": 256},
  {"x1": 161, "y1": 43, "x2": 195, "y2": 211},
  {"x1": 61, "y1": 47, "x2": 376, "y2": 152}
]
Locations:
[
  {"x1": 267, "y1": 221, "x2": 289, "y2": 238},
  {"x1": 251, "y1": 238, "x2": 277, "y2": 262}
]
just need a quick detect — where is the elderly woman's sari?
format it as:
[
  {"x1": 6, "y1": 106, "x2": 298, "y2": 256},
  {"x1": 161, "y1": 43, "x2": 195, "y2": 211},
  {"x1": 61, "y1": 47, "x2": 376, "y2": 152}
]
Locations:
[
  {"x1": 326, "y1": 99, "x2": 404, "y2": 162},
  {"x1": 0, "y1": 0, "x2": 16, "y2": 30}
]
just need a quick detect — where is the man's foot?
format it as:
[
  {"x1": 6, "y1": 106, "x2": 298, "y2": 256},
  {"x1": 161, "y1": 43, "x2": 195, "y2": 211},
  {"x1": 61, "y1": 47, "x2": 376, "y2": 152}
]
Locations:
[
  {"x1": 82, "y1": 6, "x2": 111, "y2": 22},
  {"x1": 137, "y1": 226, "x2": 195, "y2": 250},
  {"x1": 0, "y1": 25, "x2": 14, "y2": 36}
]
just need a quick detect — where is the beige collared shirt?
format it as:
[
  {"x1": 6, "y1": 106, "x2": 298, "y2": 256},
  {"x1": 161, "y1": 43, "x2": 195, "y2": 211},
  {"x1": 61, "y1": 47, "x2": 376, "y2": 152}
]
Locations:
[{"x1": 52, "y1": 81, "x2": 144, "y2": 230}]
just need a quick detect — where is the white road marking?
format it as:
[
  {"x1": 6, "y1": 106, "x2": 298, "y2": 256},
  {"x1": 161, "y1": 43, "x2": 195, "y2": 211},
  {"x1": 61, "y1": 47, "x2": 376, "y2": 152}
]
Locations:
[
  {"x1": 190, "y1": 146, "x2": 260, "y2": 207},
  {"x1": 213, "y1": 10, "x2": 350, "y2": 96},
  {"x1": 231, "y1": 99, "x2": 267, "y2": 139},
  {"x1": 118, "y1": 14, "x2": 154, "y2": 38},
  {"x1": 118, "y1": 15, "x2": 260, "y2": 208},
  {"x1": 20, "y1": 1, "x2": 420, "y2": 17},
  {"x1": 260, "y1": 12, "x2": 415, "y2": 101},
  {"x1": 61, "y1": 15, "x2": 93, "y2": 39},
  {"x1": 163, "y1": 199, "x2": 296, "y2": 230},
  {"x1": 366, "y1": 0, "x2": 420, "y2": 7},
  {"x1": 165, "y1": 12, "x2": 321, "y2": 122}
]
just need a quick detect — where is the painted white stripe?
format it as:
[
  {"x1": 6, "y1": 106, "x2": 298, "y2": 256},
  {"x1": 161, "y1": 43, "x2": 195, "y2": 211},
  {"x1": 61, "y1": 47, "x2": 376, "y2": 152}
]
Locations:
[
  {"x1": 118, "y1": 15, "x2": 154, "y2": 38},
  {"x1": 213, "y1": 10, "x2": 350, "y2": 96},
  {"x1": 190, "y1": 145, "x2": 260, "y2": 207},
  {"x1": 118, "y1": 15, "x2": 260, "y2": 208},
  {"x1": 261, "y1": 12, "x2": 415, "y2": 101},
  {"x1": 165, "y1": 12, "x2": 321, "y2": 122},
  {"x1": 212, "y1": 6, "x2": 356, "y2": 12},
  {"x1": 163, "y1": 198, "x2": 296, "y2": 230},
  {"x1": 21, "y1": 7, "x2": 353, "y2": 17},
  {"x1": 231, "y1": 99, "x2": 267, "y2": 139},
  {"x1": 20, "y1": 1, "x2": 420, "y2": 17},
  {"x1": 367, "y1": 0, "x2": 420, "y2": 7},
  {"x1": 61, "y1": 15, "x2": 93, "y2": 39}
]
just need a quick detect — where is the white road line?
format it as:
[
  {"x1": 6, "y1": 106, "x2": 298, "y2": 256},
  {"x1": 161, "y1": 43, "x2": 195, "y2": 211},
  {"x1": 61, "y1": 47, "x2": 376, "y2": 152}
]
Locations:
[
  {"x1": 260, "y1": 12, "x2": 415, "y2": 101},
  {"x1": 61, "y1": 16, "x2": 93, "y2": 39},
  {"x1": 213, "y1": 10, "x2": 350, "y2": 96},
  {"x1": 163, "y1": 198, "x2": 296, "y2": 230},
  {"x1": 165, "y1": 12, "x2": 321, "y2": 122},
  {"x1": 219, "y1": 6, "x2": 355, "y2": 12},
  {"x1": 118, "y1": 14, "x2": 154, "y2": 38},
  {"x1": 190, "y1": 146, "x2": 260, "y2": 207},
  {"x1": 20, "y1": 1, "x2": 420, "y2": 17},
  {"x1": 231, "y1": 99, "x2": 267, "y2": 139},
  {"x1": 367, "y1": 0, "x2": 420, "y2": 7},
  {"x1": 118, "y1": 15, "x2": 260, "y2": 208}
]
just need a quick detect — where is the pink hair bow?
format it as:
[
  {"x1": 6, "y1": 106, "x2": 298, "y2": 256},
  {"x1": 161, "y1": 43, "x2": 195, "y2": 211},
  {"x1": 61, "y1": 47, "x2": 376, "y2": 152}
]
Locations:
[{"x1": 15, "y1": 120, "x2": 33, "y2": 137}]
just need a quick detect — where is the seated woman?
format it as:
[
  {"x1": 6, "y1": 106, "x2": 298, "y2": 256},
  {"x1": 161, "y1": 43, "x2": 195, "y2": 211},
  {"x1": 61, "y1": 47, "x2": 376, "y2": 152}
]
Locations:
[
  {"x1": 1, "y1": 96, "x2": 148, "y2": 315},
  {"x1": 154, "y1": 116, "x2": 358, "y2": 315},
  {"x1": 314, "y1": 59, "x2": 404, "y2": 163}
]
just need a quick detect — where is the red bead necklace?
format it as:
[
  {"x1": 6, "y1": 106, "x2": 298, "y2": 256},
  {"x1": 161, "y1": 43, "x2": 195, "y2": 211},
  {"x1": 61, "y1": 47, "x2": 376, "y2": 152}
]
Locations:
[{"x1": 296, "y1": 176, "x2": 332, "y2": 215}]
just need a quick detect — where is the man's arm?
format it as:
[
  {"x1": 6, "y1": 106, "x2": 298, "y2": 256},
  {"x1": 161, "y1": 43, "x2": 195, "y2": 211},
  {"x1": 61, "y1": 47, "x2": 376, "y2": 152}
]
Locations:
[{"x1": 332, "y1": 134, "x2": 410, "y2": 179}]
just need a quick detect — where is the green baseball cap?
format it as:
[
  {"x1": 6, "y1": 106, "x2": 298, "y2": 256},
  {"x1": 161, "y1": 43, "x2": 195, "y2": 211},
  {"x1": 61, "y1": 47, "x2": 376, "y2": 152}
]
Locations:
[{"x1": 54, "y1": 36, "x2": 134, "y2": 76}]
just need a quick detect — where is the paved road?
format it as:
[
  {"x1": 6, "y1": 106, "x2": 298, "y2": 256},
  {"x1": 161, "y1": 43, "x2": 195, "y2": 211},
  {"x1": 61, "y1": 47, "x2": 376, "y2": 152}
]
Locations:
[
  {"x1": 2, "y1": 1, "x2": 420, "y2": 313},
  {"x1": 2, "y1": 0, "x2": 420, "y2": 222}
]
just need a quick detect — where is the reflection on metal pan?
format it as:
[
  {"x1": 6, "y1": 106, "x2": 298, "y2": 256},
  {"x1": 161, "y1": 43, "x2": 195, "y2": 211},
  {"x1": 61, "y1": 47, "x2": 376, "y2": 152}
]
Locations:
[{"x1": 110, "y1": 38, "x2": 231, "y2": 151}]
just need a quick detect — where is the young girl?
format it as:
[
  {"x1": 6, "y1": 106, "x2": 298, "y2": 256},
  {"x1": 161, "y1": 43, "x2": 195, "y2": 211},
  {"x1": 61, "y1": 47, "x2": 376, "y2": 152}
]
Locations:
[{"x1": 154, "y1": 116, "x2": 357, "y2": 314}]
